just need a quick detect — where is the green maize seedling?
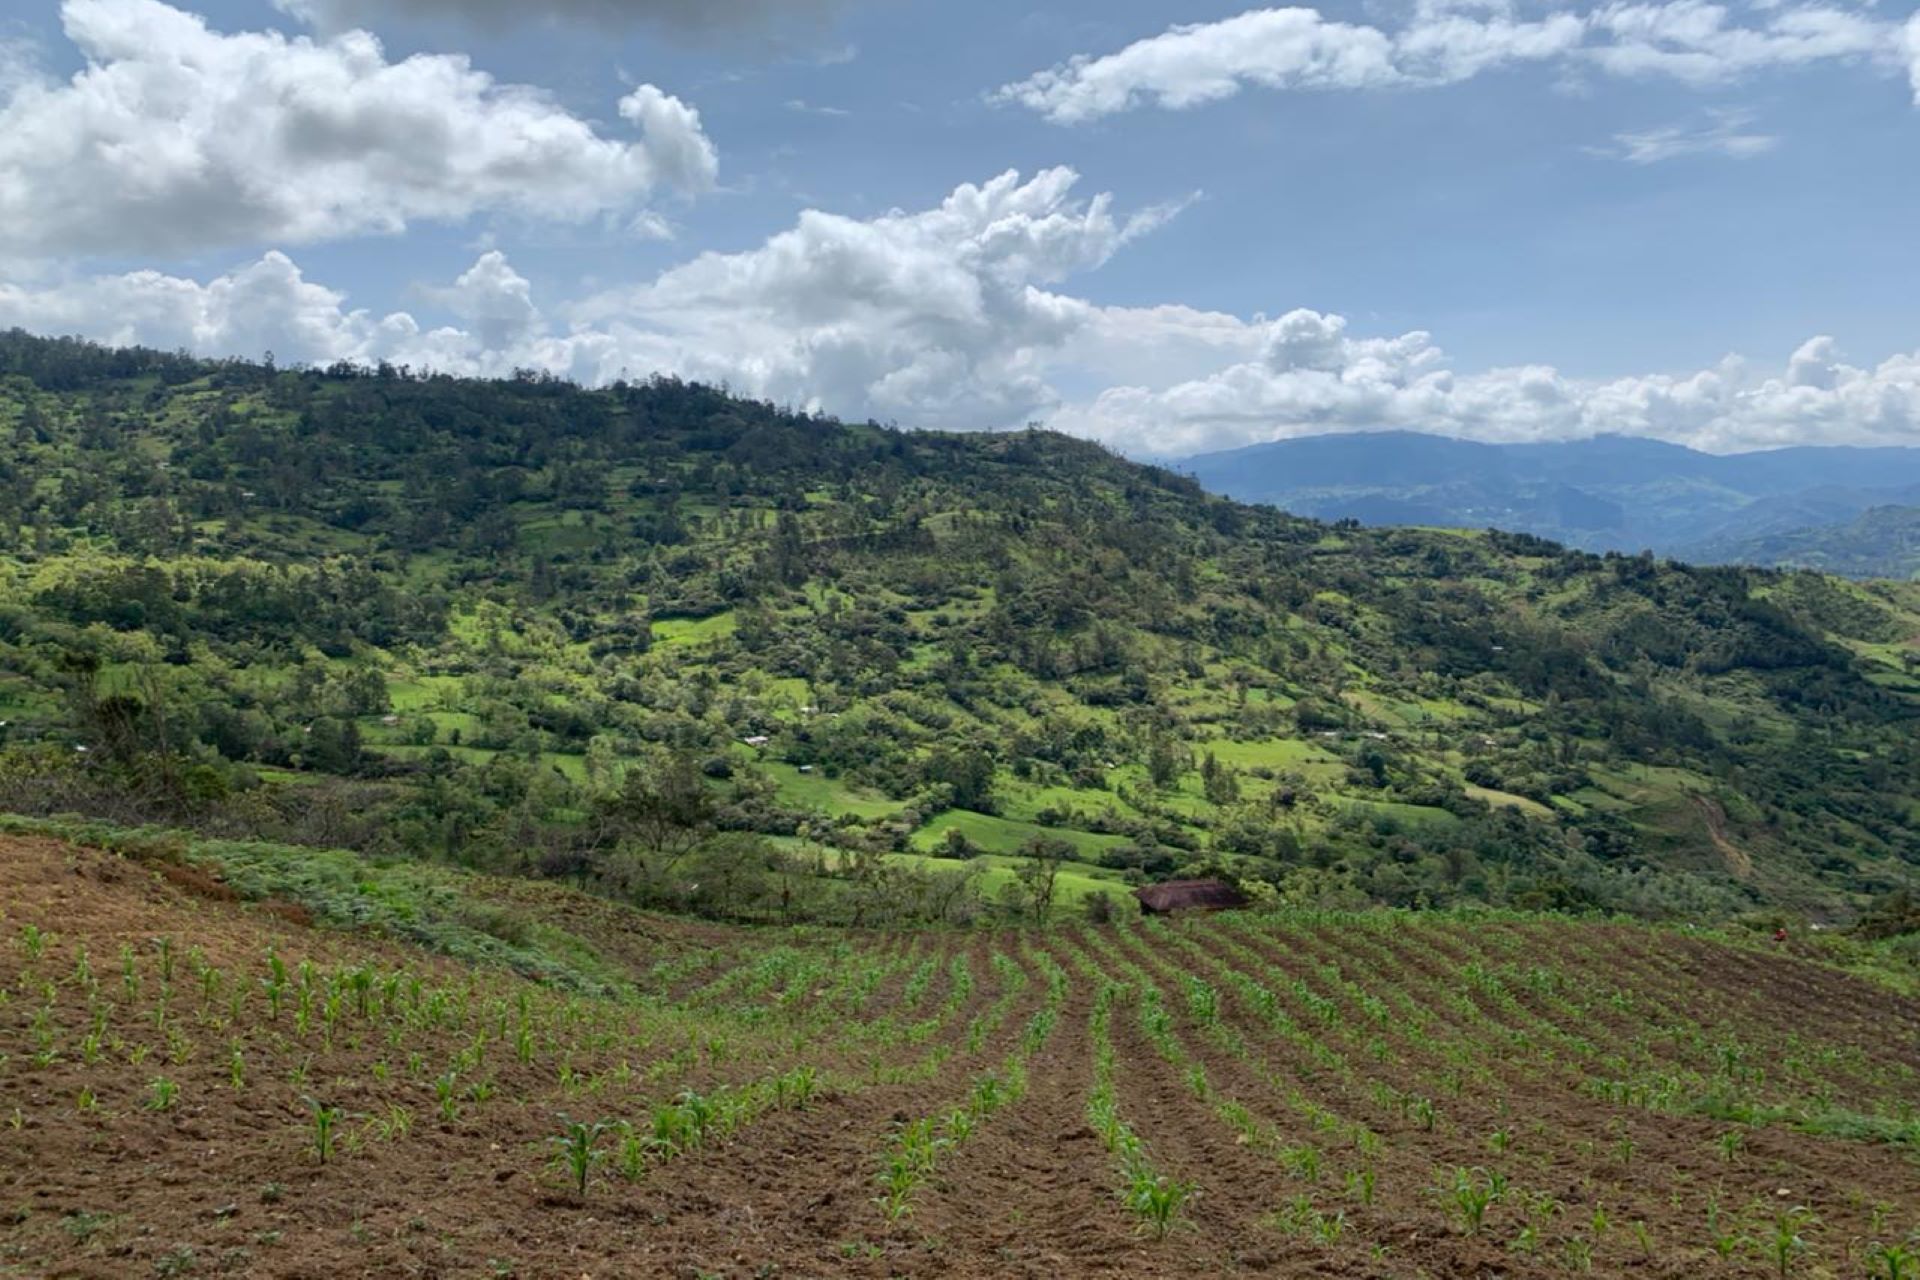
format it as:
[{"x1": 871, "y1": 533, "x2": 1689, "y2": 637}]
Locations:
[
  {"x1": 1871, "y1": 1242, "x2": 1917, "y2": 1280},
  {"x1": 1443, "y1": 1167, "x2": 1500, "y2": 1235},
  {"x1": 549, "y1": 1116, "x2": 610, "y2": 1198},
  {"x1": 1124, "y1": 1161, "x2": 1194, "y2": 1240},
  {"x1": 613, "y1": 1124, "x2": 649, "y2": 1181},
  {"x1": 376, "y1": 1105, "x2": 413, "y2": 1140},
  {"x1": 1279, "y1": 1145, "x2": 1320, "y2": 1183},
  {"x1": 1705, "y1": 1195, "x2": 1745, "y2": 1261},
  {"x1": 1770, "y1": 1206, "x2": 1816, "y2": 1278},
  {"x1": 874, "y1": 1152, "x2": 921, "y2": 1222},
  {"x1": 305, "y1": 1097, "x2": 344, "y2": 1163}
]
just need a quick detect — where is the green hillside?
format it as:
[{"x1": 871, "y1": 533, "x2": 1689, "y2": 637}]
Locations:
[
  {"x1": 1687, "y1": 505, "x2": 1920, "y2": 581},
  {"x1": 0, "y1": 330, "x2": 1915, "y2": 922}
]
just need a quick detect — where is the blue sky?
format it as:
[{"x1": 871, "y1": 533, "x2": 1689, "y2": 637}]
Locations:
[{"x1": 1, "y1": 0, "x2": 1917, "y2": 455}]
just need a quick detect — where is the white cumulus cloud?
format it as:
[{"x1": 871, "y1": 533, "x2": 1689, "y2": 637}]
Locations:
[
  {"x1": 999, "y1": 2, "x2": 1906, "y2": 123},
  {"x1": 0, "y1": 0, "x2": 716, "y2": 258},
  {"x1": 566, "y1": 167, "x2": 1184, "y2": 425},
  {"x1": 0, "y1": 251, "x2": 400, "y2": 365},
  {"x1": 1049, "y1": 310, "x2": 1920, "y2": 457},
  {"x1": 0, "y1": 169, "x2": 1174, "y2": 425},
  {"x1": 7, "y1": 170, "x2": 1920, "y2": 458},
  {"x1": 1587, "y1": 1, "x2": 1890, "y2": 84},
  {"x1": 1902, "y1": 11, "x2": 1920, "y2": 103}
]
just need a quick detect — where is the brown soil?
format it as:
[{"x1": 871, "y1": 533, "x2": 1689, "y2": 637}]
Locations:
[{"x1": 3, "y1": 834, "x2": 1917, "y2": 1279}]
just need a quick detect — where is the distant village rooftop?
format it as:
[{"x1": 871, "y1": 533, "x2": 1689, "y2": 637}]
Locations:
[{"x1": 1133, "y1": 879, "x2": 1248, "y2": 915}]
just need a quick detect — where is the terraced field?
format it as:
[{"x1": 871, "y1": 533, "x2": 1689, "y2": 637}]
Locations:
[{"x1": 2, "y1": 834, "x2": 1916, "y2": 1278}]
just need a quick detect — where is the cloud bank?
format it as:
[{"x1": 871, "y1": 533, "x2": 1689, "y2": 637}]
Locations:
[
  {"x1": 0, "y1": 0, "x2": 715, "y2": 258},
  {"x1": 998, "y1": 2, "x2": 1905, "y2": 123},
  {"x1": 6, "y1": 169, "x2": 1920, "y2": 458},
  {"x1": 1052, "y1": 313, "x2": 1920, "y2": 457}
]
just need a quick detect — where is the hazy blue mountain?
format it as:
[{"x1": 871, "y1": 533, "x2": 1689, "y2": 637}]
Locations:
[
  {"x1": 1682, "y1": 505, "x2": 1920, "y2": 580},
  {"x1": 1175, "y1": 432, "x2": 1920, "y2": 571}
]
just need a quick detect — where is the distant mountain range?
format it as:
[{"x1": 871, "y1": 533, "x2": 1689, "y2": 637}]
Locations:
[
  {"x1": 1175, "y1": 432, "x2": 1920, "y2": 578},
  {"x1": 1689, "y1": 506, "x2": 1920, "y2": 581}
]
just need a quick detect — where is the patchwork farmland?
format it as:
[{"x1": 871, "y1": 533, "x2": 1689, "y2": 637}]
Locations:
[{"x1": 2, "y1": 833, "x2": 1916, "y2": 1278}]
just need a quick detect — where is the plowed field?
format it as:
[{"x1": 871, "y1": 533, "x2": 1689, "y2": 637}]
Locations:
[{"x1": 2, "y1": 835, "x2": 1916, "y2": 1278}]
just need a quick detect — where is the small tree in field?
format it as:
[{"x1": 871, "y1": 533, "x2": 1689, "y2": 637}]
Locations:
[{"x1": 1015, "y1": 837, "x2": 1072, "y2": 925}]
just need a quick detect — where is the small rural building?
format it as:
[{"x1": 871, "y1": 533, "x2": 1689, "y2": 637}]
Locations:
[{"x1": 1134, "y1": 879, "x2": 1248, "y2": 916}]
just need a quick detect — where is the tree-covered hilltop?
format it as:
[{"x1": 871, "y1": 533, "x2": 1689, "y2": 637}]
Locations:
[
  {"x1": 1, "y1": 328, "x2": 1915, "y2": 923},
  {"x1": 1684, "y1": 504, "x2": 1920, "y2": 582}
]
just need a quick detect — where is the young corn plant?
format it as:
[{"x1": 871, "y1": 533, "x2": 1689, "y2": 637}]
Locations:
[
  {"x1": 1273, "y1": 1192, "x2": 1329, "y2": 1237},
  {"x1": 434, "y1": 1071, "x2": 462, "y2": 1124},
  {"x1": 1443, "y1": 1167, "x2": 1501, "y2": 1235},
  {"x1": 197, "y1": 962, "x2": 220, "y2": 1007},
  {"x1": 1705, "y1": 1195, "x2": 1746, "y2": 1262},
  {"x1": 613, "y1": 1122, "x2": 649, "y2": 1182},
  {"x1": 874, "y1": 1149, "x2": 922, "y2": 1223},
  {"x1": 550, "y1": 1116, "x2": 610, "y2": 1199},
  {"x1": 648, "y1": 1098, "x2": 694, "y2": 1157},
  {"x1": 1182, "y1": 977, "x2": 1219, "y2": 1028},
  {"x1": 374, "y1": 1105, "x2": 413, "y2": 1141},
  {"x1": 305, "y1": 1097, "x2": 345, "y2": 1164},
  {"x1": 1769, "y1": 1206, "x2": 1816, "y2": 1278},
  {"x1": 1124, "y1": 1156, "x2": 1194, "y2": 1241},
  {"x1": 874, "y1": 1116, "x2": 946, "y2": 1222},
  {"x1": 514, "y1": 1022, "x2": 535, "y2": 1066},
  {"x1": 1279, "y1": 1145, "x2": 1321, "y2": 1183},
  {"x1": 676, "y1": 1090, "x2": 717, "y2": 1147},
  {"x1": 29, "y1": 1006, "x2": 58, "y2": 1067},
  {"x1": 18, "y1": 924, "x2": 49, "y2": 963},
  {"x1": 1870, "y1": 1241, "x2": 1917, "y2": 1280},
  {"x1": 777, "y1": 1066, "x2": 817, "y2": 1110}
]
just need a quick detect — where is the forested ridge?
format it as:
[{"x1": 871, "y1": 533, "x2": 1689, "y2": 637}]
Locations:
[{"x1": 1, "y1": 329, "x2": 1916, "y2": 924}]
